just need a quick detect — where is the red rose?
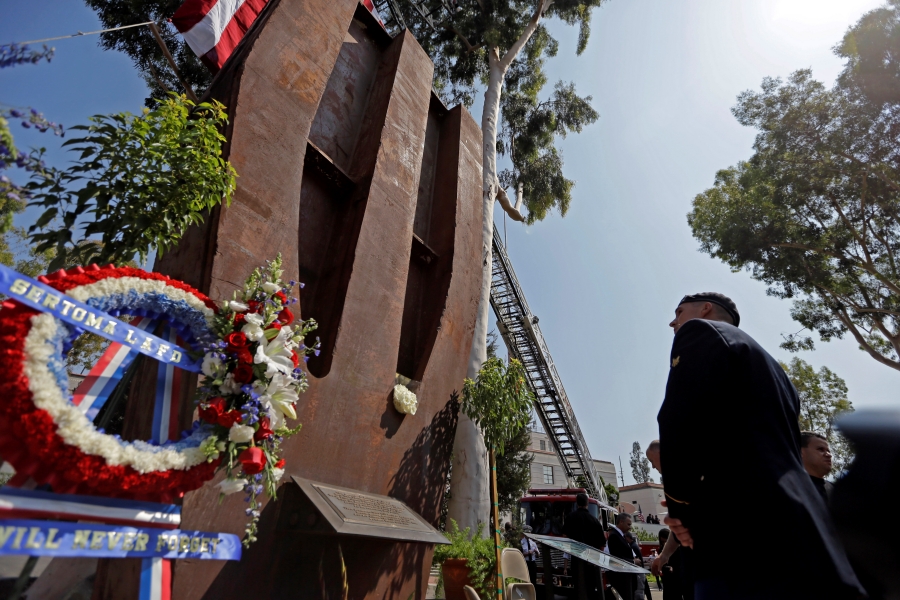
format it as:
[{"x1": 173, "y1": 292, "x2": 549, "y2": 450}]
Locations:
[
  {"x1": 254, "y1": 417, "x2": 273, "y2": 441},
  {"x1": 233, "y1": 363, "x2": 254, "y2": 384},
  {"x1": 277, "y1": 308, "x2": 294, "y2": 325},
  {"x1": 232, "y1": 313, "x2": 245, "y2": 326},
  {"x1": 199, "y1": 397, "x2": 226, "y2": 423},
  {"x1": 275, "y1": 459, "x2": 285, "y2": 469},
  {"x1": 239, "y1": 447, "x2": 266, "y2": 475},
  {"x1": 247, "y1": 300, "x2": 260, "y2": 313},
  {"x1": 216, "y1": 410, "x2": 243, "y2": 428},
  {"x1": 290, "y1": 351, "x2": 299, "y2": 368},
  {"x1": 226, "y1": 331, "x2": 248, "y2": 350},
  {"x1": 266, "y1": 321, "x2": 282, "y2": 331},
  {"x1": 235, "y1": 347, "x2": 253, "y2": 365},
  {"x1": 274, "y1": 291, "x2": 287, "y2": 304}
]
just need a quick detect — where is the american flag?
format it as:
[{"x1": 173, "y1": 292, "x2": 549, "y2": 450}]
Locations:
[
  {"x1": 634, "y1": 505, "x2": 645, "y2": 523},
  {"x1": 172, "y1": 0, "x2": 385, "y2": 73}
]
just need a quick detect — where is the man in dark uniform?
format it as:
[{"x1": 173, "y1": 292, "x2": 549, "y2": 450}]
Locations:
[
  {"x1": 563, "y1": 493, "x2": 605, "y2": 599},
  {"x1": 658, "y1": 293, "x2": 865, "y2": 600},
  {"x1": 801, "y1": 431, "x2": 834, "y2": 505}
]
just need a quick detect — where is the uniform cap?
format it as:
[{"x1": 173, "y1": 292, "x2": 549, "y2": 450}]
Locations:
[{"x1": 678, "y1": 292, "x2": 740, "y2": 327}]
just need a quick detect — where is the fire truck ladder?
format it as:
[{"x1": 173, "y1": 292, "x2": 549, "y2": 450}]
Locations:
[{"x1": 489, "y1": 227, "x2": 606, "y2": 503}]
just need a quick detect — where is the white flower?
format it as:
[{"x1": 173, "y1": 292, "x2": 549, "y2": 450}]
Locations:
[
  {"x1": 217, "y1": 478, "x2": 247, "y2": 495},
  {"x1": 219, "y1": 373, "x2": 241, "y2": 395},
  {"x1": 259, "y1": 373, "x2": 299, "y2": 420},
  {"x1": 254, "y1": 328, "x2": 295, "y2": 378},
  {"x1": 228, "y1": 424, "x2": 255, "y2": 443},
  {"x1": 201, "y1": 353, "x2": 224, "y2": 378},
  {"x1": 272, "y1": 468, "x2": 285, "y2": 482},
  {"x1": 241, "y1": 312, "x2": 266, "y2": 342},
  {"x1": 261, "y1": 282, "x2": 280, "y2": 294},
  {"x1": 393, "y1": 384, "x2": 417, "y2": 415},
  {"x1": 267, "y1": 406, "x2": 285, "y2": 429},
  {"x1": 228, "y1": 301, "x2": 249, "y2": 312}
]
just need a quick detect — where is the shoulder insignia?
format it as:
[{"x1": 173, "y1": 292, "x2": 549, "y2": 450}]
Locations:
[{"x1": 671, "y1": 356, "x2": 680, "y2": 367}]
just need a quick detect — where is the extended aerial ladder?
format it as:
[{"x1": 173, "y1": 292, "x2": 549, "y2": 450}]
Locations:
[{"x1": 489, "y1": 227, "x2": 607, "y2": 503}]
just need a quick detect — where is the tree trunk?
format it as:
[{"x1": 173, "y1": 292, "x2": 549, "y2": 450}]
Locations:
[
  {"x1": 446, "y1": 50, "x2": 506, "y2": 534},
  {"x1": 447, "y1": 0, "x2": 549, "y2": 531}
]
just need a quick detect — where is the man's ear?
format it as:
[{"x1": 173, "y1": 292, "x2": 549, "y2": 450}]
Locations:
[{"x1": 700, "y1": 302, "x2": 714, "y2": 319}]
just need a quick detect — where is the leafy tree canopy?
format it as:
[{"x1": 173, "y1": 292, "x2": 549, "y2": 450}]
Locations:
[
  {"x1": 689, "y1": 65, "x2": 900, "y2": 370},
  {"x1": 27, "y1": 94, "x2": 236, "y2": 271},
  {"x1": 495, "y1": 423, "x2": 533, "y2": 514},
  {"x1": 461, "y1": 357, "x2": 534, "y2": 456},
  {"x1": 629, "y1": 441, "x2": 653, "y2": 484},
  {"x1": 836, "y1": 0, "x2": 900, "y2": 106},
  {"x1": 780, "y1": 357, "x2": 855, "y2": 474},
  {"x1": 398, "y1": 0, "x2": 603, "y2": 222}
]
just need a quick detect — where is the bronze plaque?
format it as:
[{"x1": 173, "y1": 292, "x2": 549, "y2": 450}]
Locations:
[{"x1": 292, "y1": 477, "x2": 449, "y2": 544}]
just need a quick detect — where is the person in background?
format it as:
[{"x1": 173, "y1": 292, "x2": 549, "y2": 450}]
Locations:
[
  {"x1": 801, "y1": 431, "x2": 834, "y2": 504},
  {"x1": 656, "y1": 528, "x2": 683, "y2": 599},
  {"x1": 658, "y1": 292, "x2": 864, "y2": 599},
  {"x1": 564, "y1": 493, "x2": 605, "y2": 599},
  {"x1": 519, "y1": 525, "x2": 540, "y2": 584},
  {"x1": 625, "y1": 532, "x2": 650, "y2": 600},
  {"x1": 606, "y1": 513, "x2": 643, "y2": 600}
]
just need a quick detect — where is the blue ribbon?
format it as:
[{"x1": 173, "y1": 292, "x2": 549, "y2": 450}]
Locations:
[
  {"x1": 0, "y1": 519, "x2": 241, "y2": 560},
  {"x1": 0, "y1": 264, "x2": 201, "y2": 373}
]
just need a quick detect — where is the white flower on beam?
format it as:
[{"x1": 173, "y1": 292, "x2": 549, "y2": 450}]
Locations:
[{"x1": 393, "y1": 384, "x2": 417, "y2": 415}]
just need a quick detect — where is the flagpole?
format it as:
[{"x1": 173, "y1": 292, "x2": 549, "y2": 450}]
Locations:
[{"x1": 147, "y1": 22, "x2": 199, "y2": 102}]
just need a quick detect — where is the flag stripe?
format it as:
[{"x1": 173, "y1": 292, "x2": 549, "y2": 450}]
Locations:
[
  {"x1": 206, "y1": 0, "x2": 268, "y2": 68},
  {"x1": 177, "y1": 0, "x2": 248, "y2": 57},
  {"x1": 171, "y1": 0, "x2": 222, "y2": 32},
  {"x1": 0, "y1": 488, "x2": 180, "y2": 528}
]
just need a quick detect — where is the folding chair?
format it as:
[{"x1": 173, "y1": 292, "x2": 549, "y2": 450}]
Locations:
[
  {"x1": 501, "y1": 548, "x2": 537, "y2": 600},
  {"x1": 463, "y1": 585, "x2": 481, "y2": 600}
]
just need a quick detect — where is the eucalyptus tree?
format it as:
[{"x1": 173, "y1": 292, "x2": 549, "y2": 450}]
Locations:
[
  {"x1": 690, "y1": 70, "x2": 900, "y2": 370},
  {"x1": 398, "y1": 0, "x2": 604, "y2": 531}
]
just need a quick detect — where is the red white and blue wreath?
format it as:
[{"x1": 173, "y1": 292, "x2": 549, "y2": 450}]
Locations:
[{"x1": 0, "y1": 255, "x2": 318, "y2": 545}]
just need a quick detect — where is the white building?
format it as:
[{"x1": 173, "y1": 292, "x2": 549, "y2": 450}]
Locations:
[
  {"x1": 526, "y1": 426, "x2": 618, "y2": 494},
  {"x1": 617, "y1": 482, "x2": 666, "y2": 521}
]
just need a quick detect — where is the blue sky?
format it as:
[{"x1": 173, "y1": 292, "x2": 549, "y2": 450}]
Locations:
[{"x1": 2, "y1": 0, "x2": 893, "y2": 486}]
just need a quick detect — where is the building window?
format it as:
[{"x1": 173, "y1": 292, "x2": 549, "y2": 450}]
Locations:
[
  {"x1": 539, "y1": 440, "x2": 546, "y2": 451},
  {"x1": 543, "y1": 465, "x2": 554, "y2": 484}
]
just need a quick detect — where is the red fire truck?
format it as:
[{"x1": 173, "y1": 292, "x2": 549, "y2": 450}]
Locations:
[{"x1": 517, "y1": 488, "x2": 619, "y2": 595}]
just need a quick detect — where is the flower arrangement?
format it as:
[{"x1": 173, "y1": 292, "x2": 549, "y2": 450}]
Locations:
[
  {"x1": 0, "y1": 264, "x2": 221, "y2": 502},
  {"x1": 0, "y1": 255, "x2": 317, "y2": 546},
  {"x1": 194, "y1": 255, "x2": 318, "y2": 545}
]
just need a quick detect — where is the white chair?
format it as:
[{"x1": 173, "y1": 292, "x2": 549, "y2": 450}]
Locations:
[
  {"x1": 463, "y1": 585, "x2": 481, "y2": 600},
  {"x1": 501, "y1": 548, "x2": 537, "y2": 600}
]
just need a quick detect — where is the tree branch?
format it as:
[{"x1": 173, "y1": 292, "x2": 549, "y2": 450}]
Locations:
[
  {"x1": 498, "y1": 0, "x2": 553, "y2": 71},
  {"x1": 773, "y1": 242, "x2": 900, "y2": 297},
  {"x1": 497, "y1": 182, "x2": 525, "y2": 222},
  {"x1": 445, "y1": 24, "x2": 478, "y2": 53},
  {"x1": 831, "y1": 302, "x2": 900, "y2": 371}
]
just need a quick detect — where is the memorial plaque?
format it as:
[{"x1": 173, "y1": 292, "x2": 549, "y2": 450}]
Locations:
[{"x1": 292, "y1": 477, "x2": 449, "y2": 545}]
